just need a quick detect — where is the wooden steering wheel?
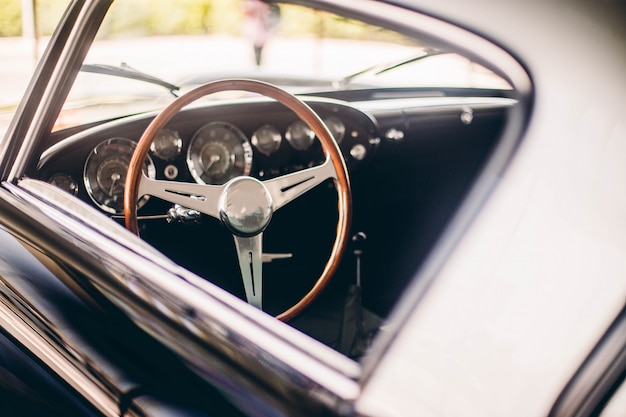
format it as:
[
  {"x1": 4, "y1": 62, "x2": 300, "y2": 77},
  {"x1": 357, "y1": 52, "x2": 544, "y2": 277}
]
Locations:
[{"x1": 124, "y1": 79, "x2": 351, "y2": 321}]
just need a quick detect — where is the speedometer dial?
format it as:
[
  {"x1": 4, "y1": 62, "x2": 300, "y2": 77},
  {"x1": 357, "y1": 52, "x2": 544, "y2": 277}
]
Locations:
[
  {"x1": 186, "y1": 121, "x2": 253, "y2": 184},
  {"x1": 84, "y1": 138, "x2": 155, "y2": 214}
]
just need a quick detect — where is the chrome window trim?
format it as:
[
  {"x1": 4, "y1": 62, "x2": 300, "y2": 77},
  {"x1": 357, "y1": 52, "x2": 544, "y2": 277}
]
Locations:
[{"x1": 2, "y1": 0, "x2": 111, "y2": 182}]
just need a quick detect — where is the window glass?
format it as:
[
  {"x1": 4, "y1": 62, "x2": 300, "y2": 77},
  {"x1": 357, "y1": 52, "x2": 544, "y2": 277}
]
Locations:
[{"x1": 57, "y1": 1, "x2": 506, "y2": 130}]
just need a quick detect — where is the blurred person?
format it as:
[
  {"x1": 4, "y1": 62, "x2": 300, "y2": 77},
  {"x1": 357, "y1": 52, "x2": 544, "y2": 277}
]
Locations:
[{"x1": 241, "y1": 0, "x2": 270, "y2": 67}]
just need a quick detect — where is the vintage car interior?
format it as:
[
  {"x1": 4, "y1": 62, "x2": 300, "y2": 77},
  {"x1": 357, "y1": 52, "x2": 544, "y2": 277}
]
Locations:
[
  {"x1": 4, "y1": 0, "x2": 626, "y2": 416},
  {"x1": 32, "y1": 7, "x2": 517, "y2": 355},
  {"x1": 19, "y1": 0, "x2": 522, "y2": 361}
]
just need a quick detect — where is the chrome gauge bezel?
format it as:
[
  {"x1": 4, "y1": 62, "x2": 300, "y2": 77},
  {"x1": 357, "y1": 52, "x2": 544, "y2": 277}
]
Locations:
[
  {"x1": 251, "y1": 124, "x2": 282, "y2": 156},
  {"x1": 83, "y1": 137, "x2": 156, "y2": 214},
  {"x1": 186, "y1": 121, "x2": 253, "y2": 185},
  {"x1": 48, "y1": 173, "x2": 78, "y2": 196},
  {"x1": 285, "y1": 120, "x2": 315, "y2": 151},
  {"x1": 323, "y1": 116, "x2": 346, "y2": 144},
  {"x1": 150, "y1": 128, "x2": 182, "y2": 161}
]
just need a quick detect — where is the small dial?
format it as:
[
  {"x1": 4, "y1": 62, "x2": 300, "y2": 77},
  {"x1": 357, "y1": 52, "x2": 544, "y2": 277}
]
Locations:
[
  {"x1": 187, "y1": 121, "x2": 252, "y2": 185},
  {"x1": 323, "y1": 117, "x2": 345, "y2": 144},
  {"x1": 150, "y1": 128, "x2": 182, "y2": 161},
  {"x1": 251, "y1": 125, "x2": 282, "y2": 156},
  {"x1": 48, "y1": 173, "x2": 78, "y2": 195},
  {"x1": 286, "y1": 121, "x2": 315, "y2": 151},
  {"x1": 84, "y1": 138, "x2": 155, "y2": 214}
]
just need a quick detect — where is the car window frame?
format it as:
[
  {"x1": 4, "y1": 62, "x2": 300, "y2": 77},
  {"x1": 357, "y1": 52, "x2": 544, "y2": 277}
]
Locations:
[{"x1": 0, "y1": 0, "x2": 112, "y2": 182}]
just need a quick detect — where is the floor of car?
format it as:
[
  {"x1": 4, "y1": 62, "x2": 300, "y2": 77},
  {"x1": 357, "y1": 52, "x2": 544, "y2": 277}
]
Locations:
[{"x1": 289, "y1": 282, "x2": 383, "y2": 360}]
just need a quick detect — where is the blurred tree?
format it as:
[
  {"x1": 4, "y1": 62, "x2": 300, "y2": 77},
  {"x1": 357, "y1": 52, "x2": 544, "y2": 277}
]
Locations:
[
  {"x1": 0, "y1": 0, "x2": 416, "y2": 44},
  {"x1": 0, "y1": 0, "x2": 22, "y2": 37},
  {"x1": 36, "y1": 0, "x2": 72, "y2": 36}
]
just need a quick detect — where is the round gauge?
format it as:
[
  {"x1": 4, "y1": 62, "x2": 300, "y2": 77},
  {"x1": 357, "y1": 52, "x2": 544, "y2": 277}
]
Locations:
[
  {"x1": 324, "y1": 117, "x2": 345, "y2": 144},
  {"x1": 285, "y1": 120, "x2": 315, "y2": 151},
  {"x1": 150, "y1": 128, "x2": 182, "y2": 161},
  {"x1": 84, "y1": 138, "x2": 156, "y2": 214},
  {"x1": 48, "y1": 173, "x2": 78, "y2": 196},
  {"x1": 251, "y1": 125, "x2": 282, "y2": 156},
  {"x1": 186, "y1": 121, "x2": 252, "y2": 185}
]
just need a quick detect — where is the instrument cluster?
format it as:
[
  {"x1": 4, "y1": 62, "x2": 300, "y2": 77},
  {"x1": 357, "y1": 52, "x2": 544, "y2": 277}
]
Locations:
[{"x1": 41, "y1": 101, "x2": 379, "y2": 216}]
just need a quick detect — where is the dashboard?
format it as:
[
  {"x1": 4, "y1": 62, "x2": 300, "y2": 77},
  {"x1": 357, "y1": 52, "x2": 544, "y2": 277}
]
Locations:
[
  {"x1": 36, "y1": 91, "x2": 513, "y2": 320},
  {"x1": 39, "y1": 98, "x2": 379, "y2": 217}
]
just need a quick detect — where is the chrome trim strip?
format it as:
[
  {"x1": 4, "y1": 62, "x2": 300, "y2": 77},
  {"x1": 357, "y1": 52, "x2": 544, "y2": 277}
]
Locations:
[
  {"x1": 3, "y1": 0, "x2": 112, "y2": 182},
  {"x1": 354, "y1": 96, "x2": 517, "y2": 112}
]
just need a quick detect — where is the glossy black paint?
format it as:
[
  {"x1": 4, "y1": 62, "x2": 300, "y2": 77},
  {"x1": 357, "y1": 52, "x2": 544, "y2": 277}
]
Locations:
[{"x1": 0, "y1": 225, "x2": 245, "y2": 416}]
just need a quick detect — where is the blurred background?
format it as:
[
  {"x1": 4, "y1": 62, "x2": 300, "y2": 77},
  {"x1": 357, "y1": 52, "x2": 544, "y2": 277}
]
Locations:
[{"x1": 1, "y1": 0, "x2": 418, "y2": 135}]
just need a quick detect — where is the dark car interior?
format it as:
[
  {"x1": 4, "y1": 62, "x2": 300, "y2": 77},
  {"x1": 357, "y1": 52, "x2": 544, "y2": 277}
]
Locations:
[
  {"x1": 35, "y1": 86, "x2": 514, "y2": 356},
  {"x1": 0, "y1": 1, "x2": 547, "y2": 415}
]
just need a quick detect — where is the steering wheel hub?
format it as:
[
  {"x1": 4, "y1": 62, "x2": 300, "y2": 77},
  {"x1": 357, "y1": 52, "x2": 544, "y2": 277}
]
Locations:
[{"x1": 219, "y1": 177, "x2": 273, "y2": 237}]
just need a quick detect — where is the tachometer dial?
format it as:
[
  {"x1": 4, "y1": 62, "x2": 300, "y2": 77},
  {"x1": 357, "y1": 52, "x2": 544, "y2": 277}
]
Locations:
[
  {"x1": 150, "y1": 128, "x2": 182, "y2": 161},
  {"x1": 186, "y1": 121, "x2": 252, "y2": 184},
  {"x1": 323, "y1": 117, "x2": 345, "y2": 144},
  {"x1": 84, "y1": 138, "x2": 156, "y2": 214},
  {"x1": 48, "y1": 173, "x2": 78, "y2": 196},
  {"x1": 251, "y1": 124, "x2": 282, "y2": 156},
  {"x1": 286, "y1": 120, "x2": 315, "y2": 151}
]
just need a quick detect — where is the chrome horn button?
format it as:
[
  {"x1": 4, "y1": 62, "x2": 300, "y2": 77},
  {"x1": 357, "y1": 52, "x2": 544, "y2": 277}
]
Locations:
[{"x1": 219, "y1": 177, "x2": 273, "y2": 237}]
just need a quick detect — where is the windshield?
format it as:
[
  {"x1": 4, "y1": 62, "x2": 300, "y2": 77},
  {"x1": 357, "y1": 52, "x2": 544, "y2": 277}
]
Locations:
[{"x1": 55, "y1": 2, "x2": 508, "y2": 130}]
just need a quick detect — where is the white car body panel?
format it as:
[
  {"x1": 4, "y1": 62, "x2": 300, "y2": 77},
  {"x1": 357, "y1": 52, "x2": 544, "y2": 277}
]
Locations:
[{"x1": 358, "y1": 0, "x2": 626, "y2": 416}]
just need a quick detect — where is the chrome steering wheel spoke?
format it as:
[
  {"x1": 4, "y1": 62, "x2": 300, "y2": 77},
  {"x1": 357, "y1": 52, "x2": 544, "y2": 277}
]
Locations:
[
  {"x1": 137, "y1": 173, "x2": 223, "y2": 219},
  {"x1": 233, "y1": 234, "x2": 264, "y2": 310},
  {"x1": 264, "y1": 157, "x2": 337, "y2": 211}
]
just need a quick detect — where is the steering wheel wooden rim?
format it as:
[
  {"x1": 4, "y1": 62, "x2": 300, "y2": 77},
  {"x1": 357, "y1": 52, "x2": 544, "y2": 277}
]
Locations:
[{"x1": 124, "y1": 79, "x2": 351, "y2": 321}]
